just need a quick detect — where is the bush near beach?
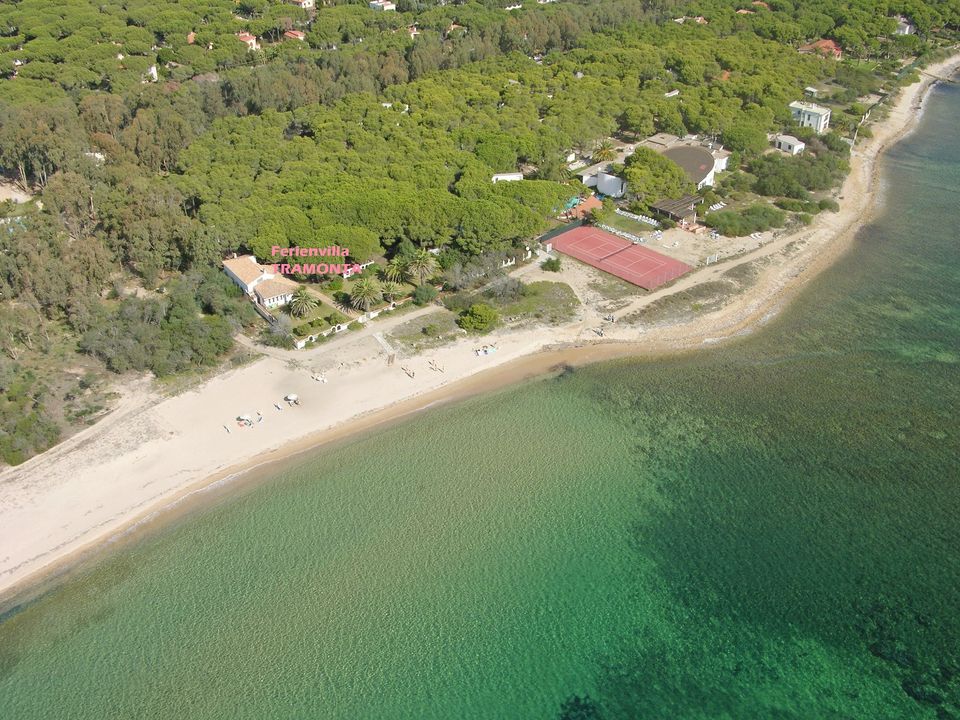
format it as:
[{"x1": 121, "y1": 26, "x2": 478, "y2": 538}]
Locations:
[{"x1": 457, "y1": 304, "x2": 500, "y2": 333}]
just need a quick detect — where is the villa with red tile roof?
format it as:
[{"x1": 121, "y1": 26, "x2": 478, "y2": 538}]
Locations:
[
  {"x1": 799, "y1": 38, "x2": 842, "y2": 60},
  {"x1": 223, "y1": 256, "x2": 271, "y2": 295},
  {"x1": 236, "y1": 32, "x2": 259, "y2": 51},
  {"x1": 284, "y1": 30, "x2": 306, "y2": 41},
  {"x1": 222, "y1": 256, "x2": 300, "y2": 309}
]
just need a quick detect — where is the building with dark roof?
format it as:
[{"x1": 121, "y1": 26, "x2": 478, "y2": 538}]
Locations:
[
  {"x1": 651, "y1": 195, "x2": 703, "y2": 222},
  {"x1": 662, "y1": 146, "x2": 717, "y2": 190}
]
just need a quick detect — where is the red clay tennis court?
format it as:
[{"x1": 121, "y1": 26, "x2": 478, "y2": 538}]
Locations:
[{"x1": 550, "y1": 226, "x2": 691, "y2": 290}]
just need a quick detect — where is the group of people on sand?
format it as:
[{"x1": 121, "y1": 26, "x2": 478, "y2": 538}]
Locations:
[
  {"x1": 474, "y1": 345, "x2": 498, "y2": 356},
  {"x1": 224, "y1": 396, "x2": 302, "y2": 434},
  {"x1": 401, "y1": 359, "x2": 445, "y2": 379}
]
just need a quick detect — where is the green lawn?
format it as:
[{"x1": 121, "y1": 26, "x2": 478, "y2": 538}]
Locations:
[
  {"x1": 602, "y1": 212, "x2": 657, "y2": 237},
  {"x1": 277, "y1": 300, "x2": 342, "y2": 337}
]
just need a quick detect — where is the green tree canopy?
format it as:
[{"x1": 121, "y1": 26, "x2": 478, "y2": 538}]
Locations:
[{"x1": 623, "y1": 147, "x2": 694, "y2": 205}]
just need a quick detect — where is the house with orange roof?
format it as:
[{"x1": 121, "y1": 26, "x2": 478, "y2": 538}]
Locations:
[
  {"x1": 223, "y1": 255, "x2": 301, "y2": 309},
  {"x1": 799, "y1": 38, "x2": 842, "y2": 60},
  {"x1": 223, "y1": 256, "x2": 272, "y2": 295},
  {"x1": 284, "y1": 30, "x2": 306, "y2": 41},
  {"x1": 236, "y1": 32, "x2": 259, "y2": 51}
]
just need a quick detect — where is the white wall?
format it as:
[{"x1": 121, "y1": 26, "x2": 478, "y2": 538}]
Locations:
[{"x1": 597, "y1": 172, "x2": 627, "y2": 198}]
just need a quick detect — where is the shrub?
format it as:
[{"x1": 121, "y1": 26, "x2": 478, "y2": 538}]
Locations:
[
  {"x1": 485, "y1": 277, "x2": 526, "y2": 303},
  {"x1": 541, "y1": 257, "x2": 562, "y2": 272},
  {"x1": 412, "y1": 284, "x2": 438, "y2": 306},
  {"x1": 704, "y1": 204, "x2": 786, "y2": 237},
  {"x1": 775, "y1": 198, "x2": 806, "y2": 212},
  {"x1": 819, "y1": 198, "x2": 840, "y2": 212},
  {"x1": 442, "y1": 292, "x2": 473, "y2": 313},
  {"x1": 422, "y1": 323, "x2": 440, "y2": 336},
  {"x1": 326, "y1": 311, "x2": 348, "y2": 326},
  {"x1": 457, "y1": 303, "x2": 499, "y2": 332}
]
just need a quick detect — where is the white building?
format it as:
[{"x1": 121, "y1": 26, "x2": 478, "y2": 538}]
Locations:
[
  {"x1": 774, "y1": 134, "x2": 805, "y2": 155},
  {"x1": 789, "y1": 101, "x2": 831, "y2": 134},
  {"x1": 254, "y1": 278, "x2": 298, "y2": 309},
  {"x1": 491, "y1": 173, "x2": 524, "y2": 183},
  {"x1": 662, "y1": 145, "x2": 719, "y2": 190},
  {"x1": 236, "y1": 32, "x2": 260, "y2": 51},
  {"x1": 288, "y1": 0, "x2": 315, "y2": 8},
  {"x1": 595, "y1": 172, "x2": 627, "y2": 198},
  {"x1": 894, "y1": 15, "x2": 916, "y2": 35},
  {"x1": 223, "y1": 256, "x2": 301, "y2": 308},
  {"x1": 369, "y1": 0, "x2": 396, "y2": 10},
  {"x1": 342, "y1": 260, "x2": 376, "y2": 279},
  {"x1": 223, "y1": 255, "x2": 271, "y2": 295},
  {"x1": 577, "y1": 164, "x2": 628, "y2": 198}
]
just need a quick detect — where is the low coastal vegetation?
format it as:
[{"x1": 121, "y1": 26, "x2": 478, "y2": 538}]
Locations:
[{"x1": 1, "y1": 0, "x2": 958, "y2": 463}]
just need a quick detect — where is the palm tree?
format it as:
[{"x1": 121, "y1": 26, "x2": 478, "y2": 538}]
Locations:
[
  {"x1": 350, "y1": 277, "x2": 382, "y2": 312},
  {"x1": 289, "y1": 286, "x2": 318, "y2": 318},
  {"x1": 592, "y1": 139, "x2": 616, "y2": 163},
  {"x1": 383, "y1": 257, "x2": 406, "y2": 283},
  {"x1": 405, "y1": 249, "x2": 438, "y2": 286},
  {"x1": 381, "y1": 281, "x2": 402, "y2": 302}
]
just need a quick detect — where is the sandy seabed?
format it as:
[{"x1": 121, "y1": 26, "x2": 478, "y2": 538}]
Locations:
[{"x1": 1, "y1": 52, "x2": 959, "y2": 608}]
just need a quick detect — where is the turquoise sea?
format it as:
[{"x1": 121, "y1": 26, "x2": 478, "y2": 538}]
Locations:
[{"x1": 1, "y1": 82, "x2": 959, "y2": 719}]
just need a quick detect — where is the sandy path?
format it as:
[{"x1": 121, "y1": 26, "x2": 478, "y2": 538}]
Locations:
[{"x1": 1, "y1": 52, "x2": 958, "y2": 605}]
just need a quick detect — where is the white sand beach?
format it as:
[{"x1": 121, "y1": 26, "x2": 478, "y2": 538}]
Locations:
[{"x1": 1, "y1": 52, "x2": 959, "y2": 605}]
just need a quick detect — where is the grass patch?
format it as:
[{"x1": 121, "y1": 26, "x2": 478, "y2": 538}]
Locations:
[
  {"x1": 588, "y1": 274, "x2": 642, "y2": 302},
  {"x1": 496, "y1": 281, "x2": 580, "y2": 326},
  {"x1": 602, "y1": 213, "x2": 656, "y2": 237},
  {"x1": 621, "y1": 281, "x2": 738, "y2": 326},
  {"x1": 387, "y1": 310, "x2": 461, "y2": 353}
]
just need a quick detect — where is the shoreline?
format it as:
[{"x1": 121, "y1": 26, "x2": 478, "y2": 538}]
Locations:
[{"x1": 2, "y1": 51, "x2": 959, "y2": 611}]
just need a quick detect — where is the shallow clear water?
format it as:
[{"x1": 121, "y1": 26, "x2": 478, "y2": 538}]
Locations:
[{"x1": 1, "y1": 83, "x2": 959, "y2": 719}]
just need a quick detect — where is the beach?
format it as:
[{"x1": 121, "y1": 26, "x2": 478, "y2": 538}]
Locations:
[{"x1": 1, "y1": 52, "x2": 959, "y2": 607}]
